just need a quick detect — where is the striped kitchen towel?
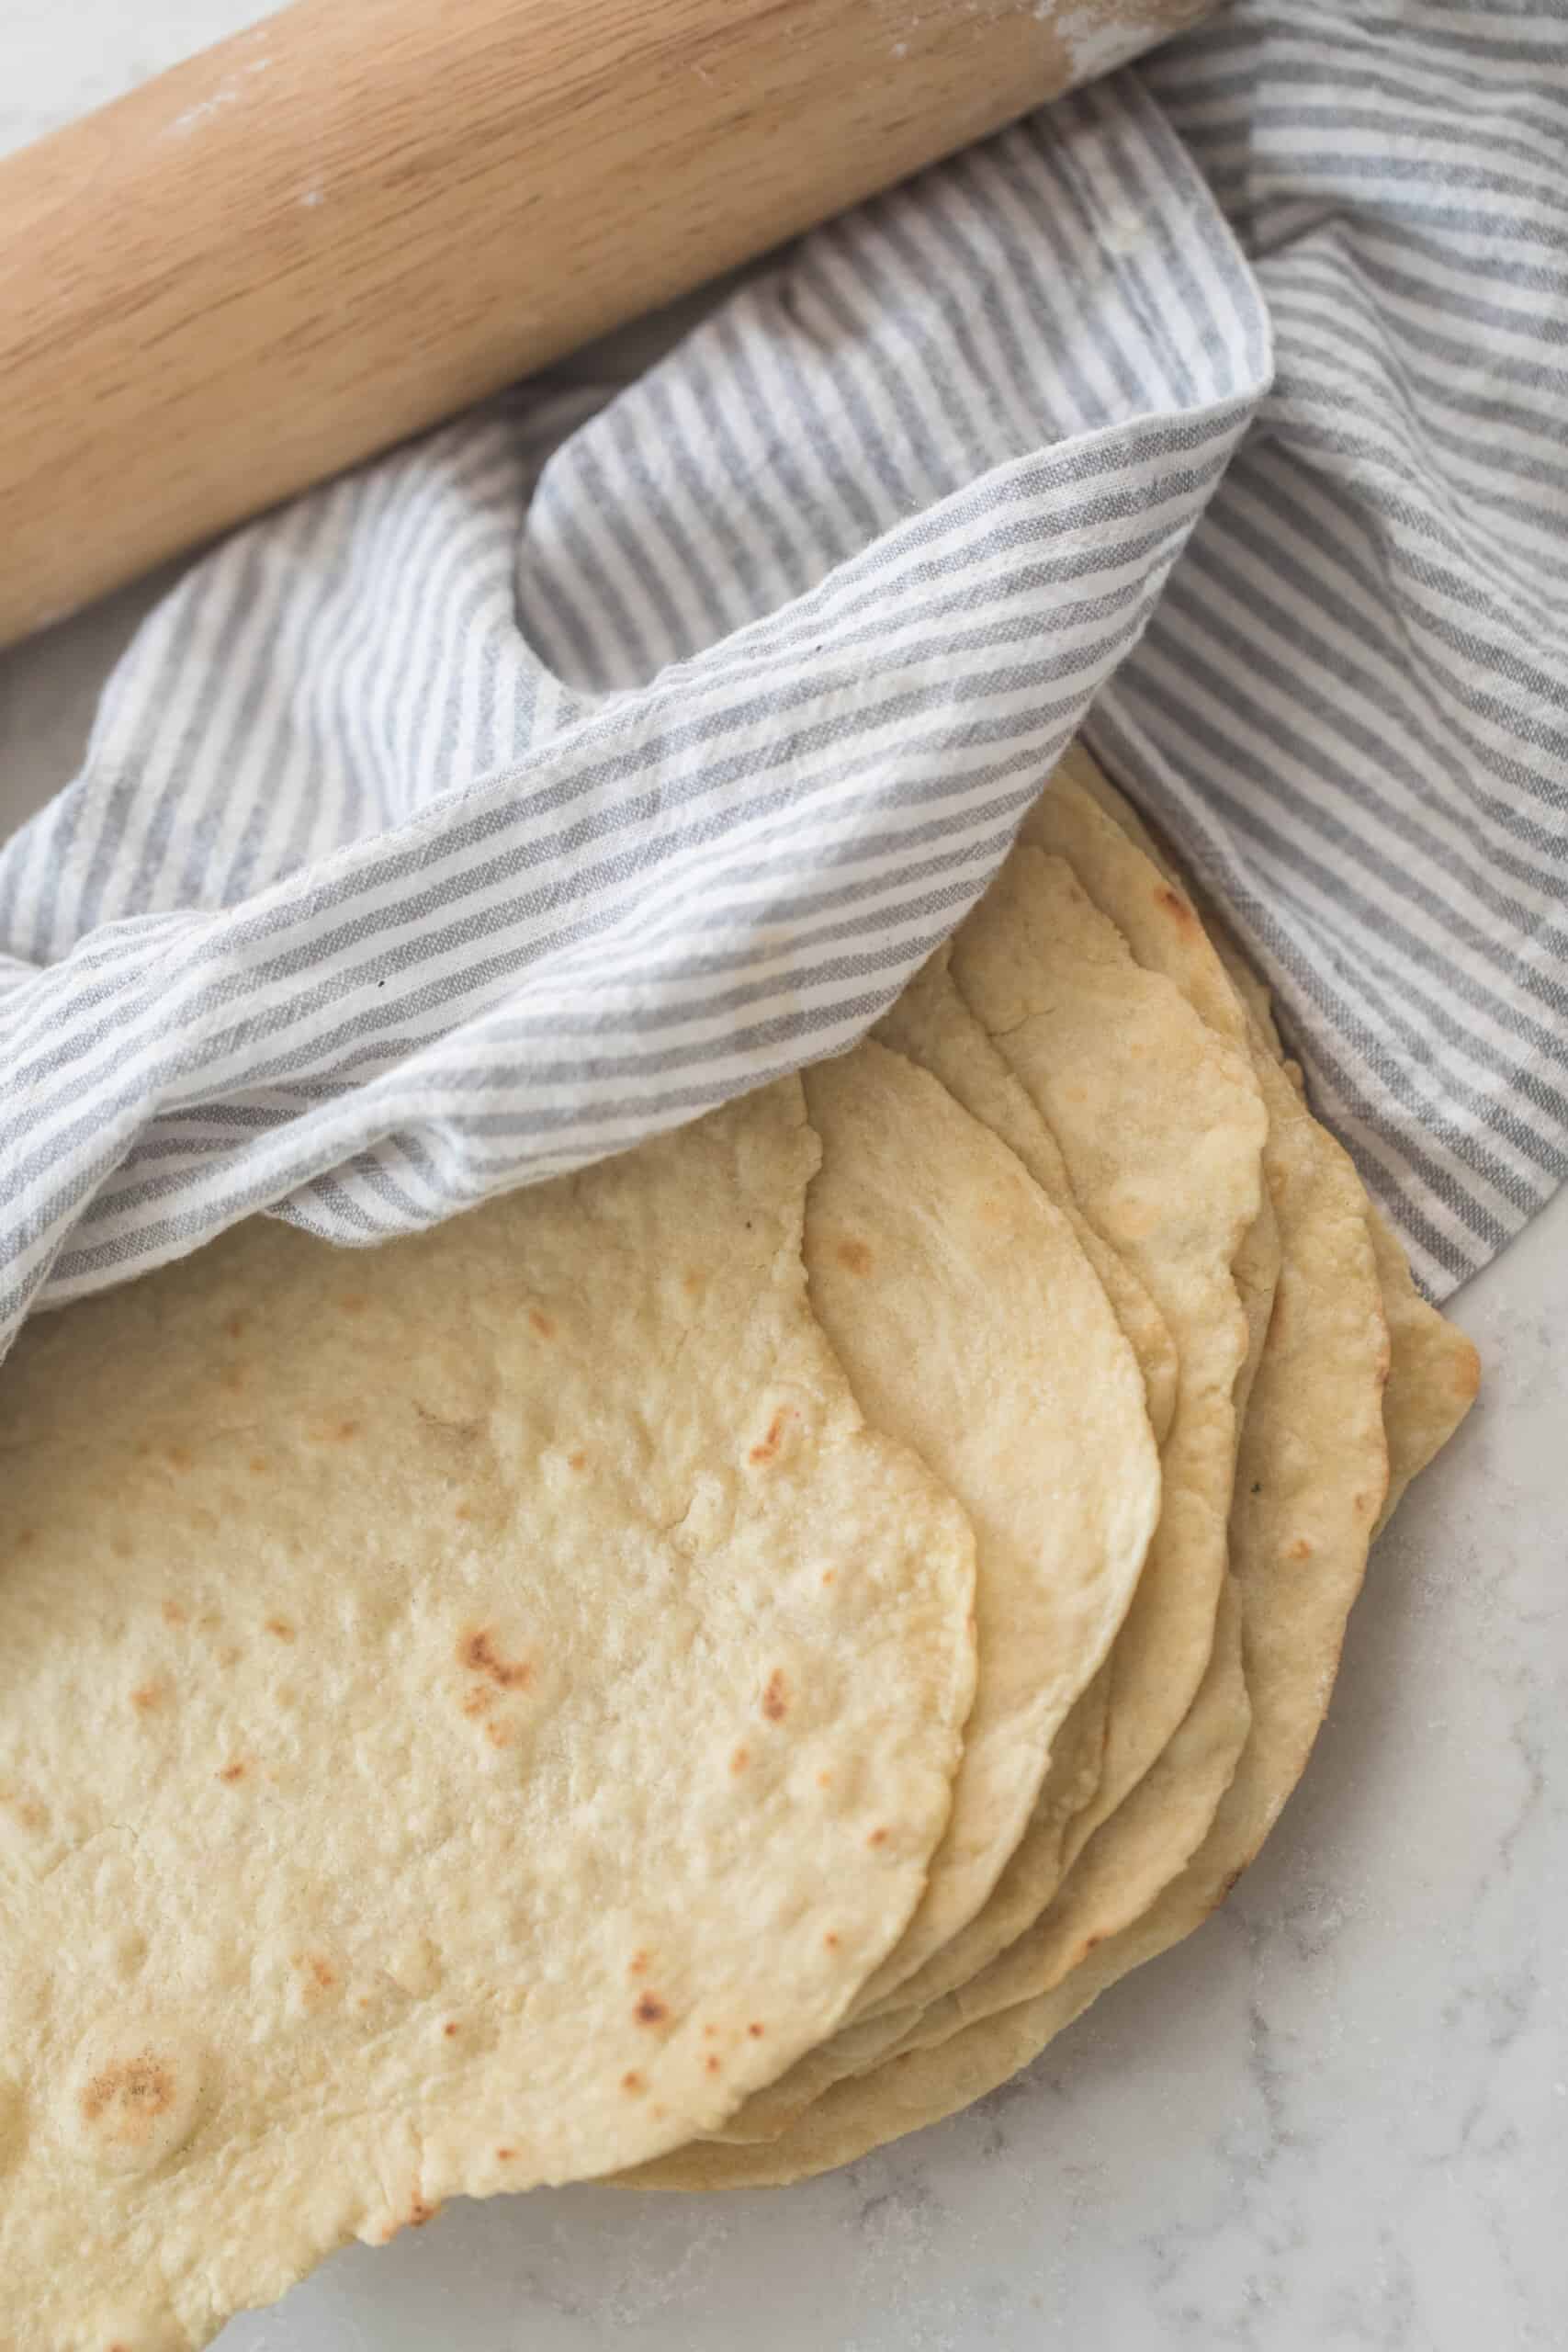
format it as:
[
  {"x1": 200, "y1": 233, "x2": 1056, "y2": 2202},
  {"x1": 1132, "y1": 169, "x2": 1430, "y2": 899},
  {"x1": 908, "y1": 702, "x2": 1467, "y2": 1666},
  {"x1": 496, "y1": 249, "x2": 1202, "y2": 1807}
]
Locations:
[{"x1": 0, "y1": 0, "x2": 1564, "y2": 1349}]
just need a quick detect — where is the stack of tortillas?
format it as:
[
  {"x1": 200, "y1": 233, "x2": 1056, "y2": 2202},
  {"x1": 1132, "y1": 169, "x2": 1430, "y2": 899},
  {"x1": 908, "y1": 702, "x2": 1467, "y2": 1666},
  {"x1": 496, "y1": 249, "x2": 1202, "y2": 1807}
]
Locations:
[{"x1": 0, "y1": 751, "x2": 1477, "y2": 2350}]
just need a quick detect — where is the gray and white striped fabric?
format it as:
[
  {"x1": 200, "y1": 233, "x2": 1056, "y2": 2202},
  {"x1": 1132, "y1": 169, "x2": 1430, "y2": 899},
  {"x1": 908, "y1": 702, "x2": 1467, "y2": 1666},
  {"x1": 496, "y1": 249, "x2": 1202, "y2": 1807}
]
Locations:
[
  {"x1": 1119, "y1": 0, "x2": 1568, "y2": 1292},
  {"x1": 2, "y1": 0, "x2": 1564, "y2": 1351}
]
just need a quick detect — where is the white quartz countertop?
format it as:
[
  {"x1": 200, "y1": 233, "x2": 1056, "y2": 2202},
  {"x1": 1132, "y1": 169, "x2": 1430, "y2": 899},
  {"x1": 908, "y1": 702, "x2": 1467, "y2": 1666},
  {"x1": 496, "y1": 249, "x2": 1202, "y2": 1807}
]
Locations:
[{"x1": 3, "y1": 9, "x2": 1563, "y2": 2346}]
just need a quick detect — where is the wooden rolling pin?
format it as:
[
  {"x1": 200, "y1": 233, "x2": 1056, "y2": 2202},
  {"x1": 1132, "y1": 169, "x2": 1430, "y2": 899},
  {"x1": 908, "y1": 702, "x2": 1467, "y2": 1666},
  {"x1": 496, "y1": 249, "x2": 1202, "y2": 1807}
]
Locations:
[{"x1": 0, "y1": 0, "x2": 1211, "y2": 649}]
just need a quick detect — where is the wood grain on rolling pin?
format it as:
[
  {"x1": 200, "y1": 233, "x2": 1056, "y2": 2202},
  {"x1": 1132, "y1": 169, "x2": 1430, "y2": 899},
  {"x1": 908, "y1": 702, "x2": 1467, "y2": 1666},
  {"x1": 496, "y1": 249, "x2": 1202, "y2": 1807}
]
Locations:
[{"x1": 0, "y1": 0, "x2": 1212, "y2": 649}]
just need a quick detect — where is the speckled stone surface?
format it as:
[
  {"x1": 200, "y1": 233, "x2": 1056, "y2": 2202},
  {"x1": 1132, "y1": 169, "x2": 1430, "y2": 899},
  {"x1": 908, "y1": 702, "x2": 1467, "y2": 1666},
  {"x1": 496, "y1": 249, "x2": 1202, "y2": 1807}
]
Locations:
[{"x1": 3, "y1": 11, "x2": 1564, "y2": 2347}]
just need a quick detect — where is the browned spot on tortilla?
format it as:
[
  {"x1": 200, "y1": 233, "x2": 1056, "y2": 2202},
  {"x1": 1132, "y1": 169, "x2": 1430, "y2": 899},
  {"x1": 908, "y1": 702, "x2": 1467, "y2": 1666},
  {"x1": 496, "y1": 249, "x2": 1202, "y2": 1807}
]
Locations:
[
  {"x1": 296, "y1": 1953, "x2": 336, "y2": 1991},
  {"x1": 682, "y1": 1269, "x2": 704, "y2": 1295},
  {"x1": 627, "y1": 1950, "x2": 649, "y2": 1975},
  {"x1": 454, "y1": 1501, "x2": 473, "y2": 1522},
  {"x1": 458, "y1": 1630, "x2": 532, "y2": 1690},
  {"x1": 728, "y1": 1744, "x2": 751, "y2": 1776},
  {"x1": 339, "y1": 1293, "x2": 367, "y2": 1316},
  {"x1": 130, "y1": 1680, "x2": 168, "y2": 1715},
  {"x1": 2, "y1": 1789, "x2": 49, "y2": 1834},
  {"x1": 567, "y1": 1450, "x2": 587, "y2": 1471},
  {"x1": 265, "y1": 1617, "x2": 296, "y2": 1642},
  {"x1": 701, "y1": 2024, "x2": 717, "y2": 2039},
  {"x1": 821, "y1": 1569, "x2": 836, "y2": 1586},
  {"x1": 1284, "y1": 1536, "x2": 1314, "y2": 1562},
  {"x1": 247, "y1": 1454, "x2": 269, "y2": 1476},
  {"x1": 816, "y1": 1770, "x2": 831, "y2": 1788},
  {"x1": 496, "y1": 2146, "x2": 516, "y2": 2160},
  {"x1": 747, "y1": 2022, "x2": 765, "y2": 2040},
  {"x1": 761, "y1": 1668, "x2": 790, "y2": 1723},
  {"x1": 867, "y1": 1827, "x2": 888, "y2": 1848},
  {"x1": 1354, "y1": 1492, "x2": 1373, "y2": 1518},
  {"x1": 835, "y1": 1238, "x2": 874, "y2": 1275},
  {"x1": 484, "y1": 1718, "x2": 516, "y2": 1748},
  {"x1": 748, "y1": 1406, "x2": 796, "y2": 1465},
  {"x1": 220, "y1": 1364, "x2": 246, "y2": 1395},
  {"x1": 217, "y1": 1760, "x2": 247, "y2": 1784},
  {"x1": 1155, "y1": 884, "x2": 1197, "y2": 930},
  {"x1": 408, "y1": 2198, "x2": 437, "y2": 2228},
  {"x1": 621, "y1": 2071, "x2": 644, "y2": 2094},
  {"x1": 333, "y1": 1419, "x2": 359, "y2": 1442},
  {"x1": 164, "y1": 1443, "x2": 193, "y2": 1473},
  {"x1": 224, "y1": 1313, "x2": 247, "y2": 1340},
  {"x1": 80, "y1": 2055, "x2": 175, "y2": 2135},
  {"x1": 634, "y1": 1995, "x2": 669, "y2": 2027},
  {"x1": 216, "y1": 1645, "x2": 243, "y2": 1669},
  {"x1": 651, "y1": 2103, "x2": 668, "y2": 2121},
  {"x1": 462, "y1": 1687, "x2": 495, "y2": 1720},
  {"x1": 443, "y1": 2020, "x2": 460, "y2": 2039},
  {"x1": 1111, "y1": 1193, "x2": 1161, "y2": 1244},
  {"x1": 528, "y1": 1308, "x2": 556, "y2": 1340},
  {"x1": 705, "y1": 2054, "x2": 722, "y2": 2075},
  {"x1": 13, "y1": 1526, "x2": 35, "y2": 1552},
  {"x1": 823, "y1": 1931, "x2": 840, "y2": 1949}
]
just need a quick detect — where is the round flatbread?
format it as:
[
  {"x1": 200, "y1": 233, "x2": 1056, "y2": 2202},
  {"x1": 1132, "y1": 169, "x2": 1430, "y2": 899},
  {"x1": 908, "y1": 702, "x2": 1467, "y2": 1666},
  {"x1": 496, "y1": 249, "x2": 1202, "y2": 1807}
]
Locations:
[
  {"x1": 629, "y1": 976, "x2": 1393, "y2": 2191},
  {"x1": 801, "y1": 1044, "x2": 1160, "y2": 2008},
  {"x1": 708, "y1": 1042, "x2": 1162, "y2": 2140},
  {"x1": 949, "y1": 846, "x2": 1264, "y2": 1867},
  {"x1": 0, "y1": 1080, "x2": 976, "y2": 2349},
  {"x1": 708, "y1": 840, "x2": 1269, "y2": 2146},
  {"x1": 1056, "y1": 744, "x2": 1479, "y2": 1521}
]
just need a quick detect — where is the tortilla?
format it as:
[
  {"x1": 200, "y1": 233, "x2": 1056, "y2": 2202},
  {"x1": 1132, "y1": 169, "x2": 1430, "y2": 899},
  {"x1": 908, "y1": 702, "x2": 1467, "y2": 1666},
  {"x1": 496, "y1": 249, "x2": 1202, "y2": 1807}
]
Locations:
[
  {"x1": 629, "y1": 948, "x2": 1396, "y2": 2191},
  {"x1": 624, "y1": 1573, "x2": 1248, "y2": 2193},
  {"x1": 799, "y1": 1044, "x2": 1160, "y2": 2007},
  {"x1": 693, "y1": 771, "x2": 1299, "y2": 2145},
  {"x1": 1055, "y1": 745, "x2": 1480, "y2": 1522},
  {"x1": 845, "y1": 778, "x2": 1400, "y2": 2068},
  {"x1": 0, "y1": 1080, "x2": 977, "y2": 2350},
  {"x1": 875, "y1": 952, "x2": 1179, "y2": 1453},
  {"x1": 637, "y1": 762, "x2": 1460, "y2": 2187},
  {"x1": 699, "y1": 1044, "x2": 1161, "y2": 2143},
  {"x1": 859, "y1": 953, "x2": 1178, "y2": 2013},
  {"x1": 1021, "y1": 761, "x2": 1282, "y2": 1426},
  {"x1": 841, "y1": 852, "x2": 1264, "y2": 2022},
  {"x1": 1363, "y1": 1204, "x2": 1481, "y2": 1525},
  {"x1": 692, "y1": 841, "x2": 1267, "y2": 2149},
  {"x1": 950, "y1": 847, "x2": 1265, "y2": 1855},
  {"x1": 878, "y1": 763, "x2": 1482, "y2": 2052},
  {"x1": 852, "y1": 955, "x2": 1183, "y2": 2006},
  {"x1": 852, "y1": 1571, "x2": 1250, "y2": 2065}
]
